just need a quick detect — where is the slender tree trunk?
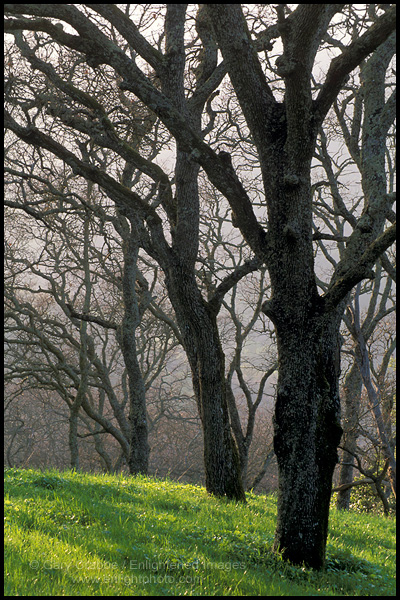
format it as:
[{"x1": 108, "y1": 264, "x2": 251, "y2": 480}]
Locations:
[
  {"x1": 336, "y1": 360, "x2": 362, "y2": 510},
  {"x1": 356, "y1": 328, "x2": 396, "y2": 500},
  {"x1": 121, "y1": 227, "x2": 149, "y2": 475},
  {"x1": 272, "y1": 312, "x2": 343, "y2": 569},
  {"x1": 165, "y1": 260, "x2": 246, "y2": 502},
  {"x1": 69, "y1": 212, "x2": 92, "y2": 471},
  {"x1": 226, "y1": 382, "x2": 250, "y2": 486},
  {"x1": 68, "y1": 409, "x2": 80, "y2": 471}
]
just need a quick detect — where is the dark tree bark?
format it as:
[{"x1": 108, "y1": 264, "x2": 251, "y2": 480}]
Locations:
[
  {"x1": 204, "y1": 4, "x2": 396, "y2": 568},
  {"x1": 120, "y1": 225, "x2": 150, "y2": 475},
  {"x1": 271, "y1": 307, "x2": 344, "y2": 567},
  {"x1": 153, "y1": 6, "x2": 245, "y2": 501},
  {"x1": 126, "y1": 5, "x2": 244, "y2": 500},
  {"x1": 164, "y1": 258, "x2": 245, "y2": 501}
]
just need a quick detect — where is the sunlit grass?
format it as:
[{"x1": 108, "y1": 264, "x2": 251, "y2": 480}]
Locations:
[{"x1": 4, "y1": 467, "x2": 396, "y2": 596}]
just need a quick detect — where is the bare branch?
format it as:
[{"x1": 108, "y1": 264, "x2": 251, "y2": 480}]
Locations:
[
  {"x1": 323, "y1": 222, "x2": 397, "y2": 311},
  {"x1": 313, "y1": 5, "x2": 396, "y2": 128}
]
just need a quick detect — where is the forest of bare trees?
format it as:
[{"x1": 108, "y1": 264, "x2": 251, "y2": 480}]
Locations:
[{"x1": 4, "y1": 5, "x2": 395, "y2": 569}]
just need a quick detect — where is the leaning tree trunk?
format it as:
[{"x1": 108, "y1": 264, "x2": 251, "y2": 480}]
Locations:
[
  {"x1": 195, "y1": 315, "x2": 245, "y2": 502},
  {"x1": 165, "y1": 260, "x2": 246, "y2": 502},
  {"x1": 272, "y1": 309, "x2": 343, "y2": 569}
]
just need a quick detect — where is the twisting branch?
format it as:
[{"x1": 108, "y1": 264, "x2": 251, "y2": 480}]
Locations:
[{"x1": 208, "y1": 256, "x2": 263, "y2": 315}]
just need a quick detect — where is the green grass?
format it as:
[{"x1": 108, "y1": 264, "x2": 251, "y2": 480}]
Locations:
[{"x1": 4, "y1": 468, "x2": 396, "y2": 596}]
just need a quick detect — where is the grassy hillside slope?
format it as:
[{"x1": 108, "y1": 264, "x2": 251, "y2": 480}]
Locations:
[{"x1": 4, "y1": 468, "x2": 395, "y2": 596}]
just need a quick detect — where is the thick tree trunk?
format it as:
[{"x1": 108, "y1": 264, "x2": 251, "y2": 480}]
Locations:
[
  {"x1": 165, "y1": 261, "x2": 246, "y2": 502},
  {"x1": 272, "y1": 312, "x2": 343, "y2": 569},
  {"x1": 258, "y1": 169, "x2": 344, "y2": 567}
]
